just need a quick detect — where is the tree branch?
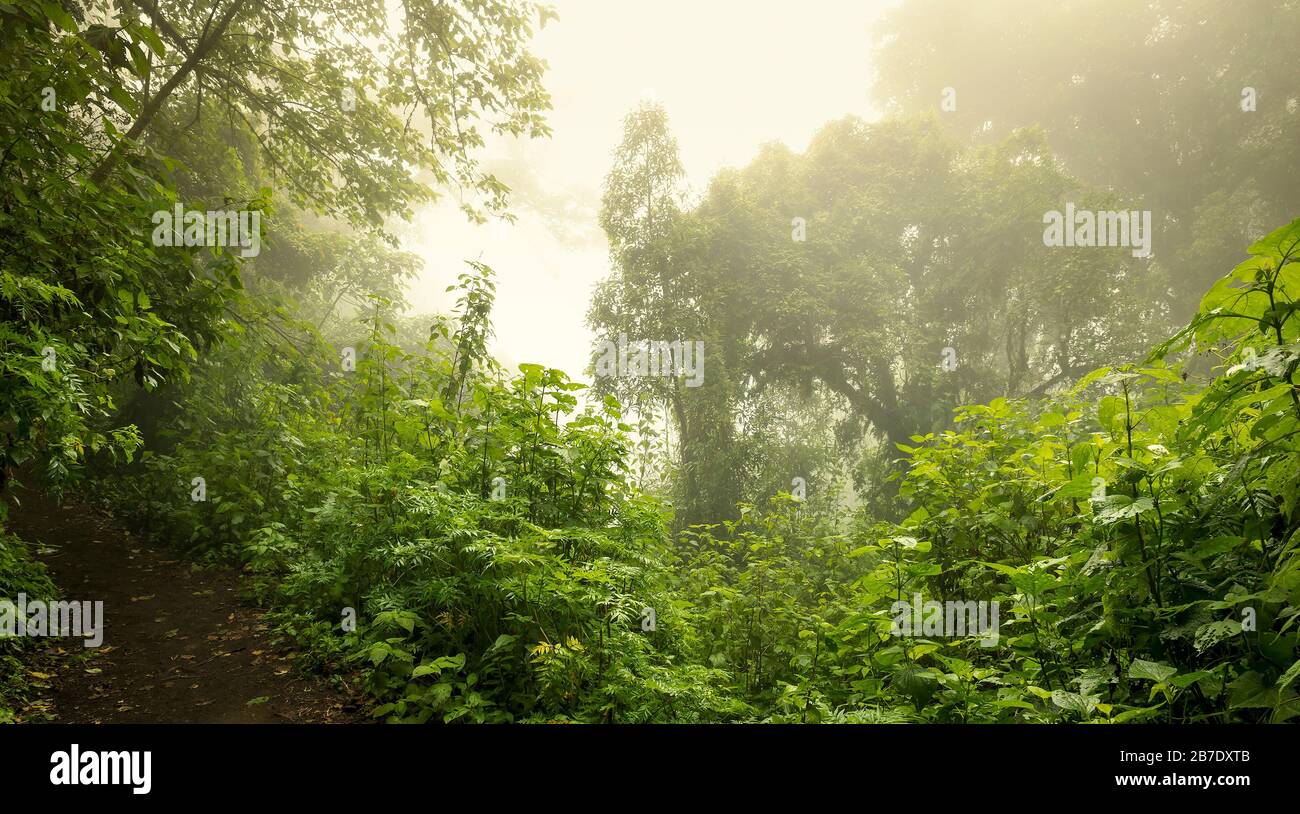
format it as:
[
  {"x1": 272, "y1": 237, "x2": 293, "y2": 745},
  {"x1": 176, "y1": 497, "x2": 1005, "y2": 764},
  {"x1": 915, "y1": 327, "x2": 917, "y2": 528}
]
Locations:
[{"x1": 88, "y1": 0, "x2": 245, "y2": 185}]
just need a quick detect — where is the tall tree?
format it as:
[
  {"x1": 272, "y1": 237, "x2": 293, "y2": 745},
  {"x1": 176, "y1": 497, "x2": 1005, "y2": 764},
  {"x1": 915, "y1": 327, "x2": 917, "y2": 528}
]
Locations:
[
  {"x1": 0, "y1": 0, "x2": 554, "y2": 491},
  {"x1": 594, "y1": 115, "x2": 1170, "y2": 515},
  {"x1": 871, "y1": 0, "x2": 1300, "y2": 316},
  {"x1": 588, "y1": 103, "x2": 743, "y2": 527}
]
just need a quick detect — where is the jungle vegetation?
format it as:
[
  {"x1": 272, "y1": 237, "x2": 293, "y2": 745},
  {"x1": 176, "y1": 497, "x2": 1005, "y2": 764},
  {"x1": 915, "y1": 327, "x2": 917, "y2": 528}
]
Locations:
[{"x1": 2, "y1": 0, "x2": 1299, "y2": 724}]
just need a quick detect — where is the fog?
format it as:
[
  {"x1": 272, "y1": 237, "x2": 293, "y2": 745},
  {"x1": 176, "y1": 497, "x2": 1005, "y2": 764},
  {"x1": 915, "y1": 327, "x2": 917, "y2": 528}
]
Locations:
[
  {"x1": 401, "y1": 0, "x2": 895, "y2": 377},
  {"x1": 5, "y1": 0, "x2": 1300, "y2": 736}
]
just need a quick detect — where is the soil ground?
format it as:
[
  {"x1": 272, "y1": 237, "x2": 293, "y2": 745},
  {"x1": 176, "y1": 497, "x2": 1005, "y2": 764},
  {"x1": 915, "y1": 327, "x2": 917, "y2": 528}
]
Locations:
[{"x1": 4, "y1": 488, "x2": 364, "y2": 723}]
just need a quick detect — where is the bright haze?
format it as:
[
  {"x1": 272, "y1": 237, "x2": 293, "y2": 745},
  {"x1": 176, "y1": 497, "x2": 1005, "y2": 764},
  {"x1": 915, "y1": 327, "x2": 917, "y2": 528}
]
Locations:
[{"x1": 399, "y1": 0, "x2": 895, "y2": 381}]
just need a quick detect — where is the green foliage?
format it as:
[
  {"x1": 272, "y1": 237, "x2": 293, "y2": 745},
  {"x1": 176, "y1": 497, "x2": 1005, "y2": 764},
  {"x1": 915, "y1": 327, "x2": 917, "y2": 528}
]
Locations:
[
  {"x1": 5, "y1": 0, "x2": 1296, "y2": 728},
  {"x1": 0, "y1": 530, "x2": 57, "y2": 723},
  {"x1": 801, "y1": 218, "x2": 1300, "y2": 723},
  {"x1": 85, "y1": 219, "x2": 1300, "y2": 724},
  {"x1": 589, "y1": 109, "x2": 1171, "y2": 525},
  {"x1": 2, "y1": 0, "x2": 554, "y2": 495},
  {"x1": 872, "y1": 0, "x2": 1300, "y2": 316},
  {"x1": 103, "y1": 266, "x2": 740, "y2": 723},
  {"x1": 0, "y1": 0, "x2": 220, "y2": 492}
]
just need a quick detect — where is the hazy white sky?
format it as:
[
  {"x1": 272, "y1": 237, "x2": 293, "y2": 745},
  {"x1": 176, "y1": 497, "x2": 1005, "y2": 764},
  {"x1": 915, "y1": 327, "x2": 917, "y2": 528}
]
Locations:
[{"x1": 397, "y1": 0, "x2": 896, "y2": 380}]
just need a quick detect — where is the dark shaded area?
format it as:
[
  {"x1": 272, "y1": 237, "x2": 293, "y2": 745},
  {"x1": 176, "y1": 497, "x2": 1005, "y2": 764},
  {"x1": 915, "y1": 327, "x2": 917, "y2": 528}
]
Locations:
[{"x1": 4, "y1": 488, "x2": 363, "y2": 724}]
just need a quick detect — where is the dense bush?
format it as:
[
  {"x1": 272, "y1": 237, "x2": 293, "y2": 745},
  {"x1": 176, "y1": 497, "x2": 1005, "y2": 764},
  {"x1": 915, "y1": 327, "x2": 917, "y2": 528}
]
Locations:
[
  {"x1": 5, "y1": 0, "x2": 1294, "y2": 727},
  {"x1": 100, "y1": 266, "x2": 741, "y2": 722},
  {"x1": 91, "y1": 220, "x2": 1300, "y2": 724},
  {"x1": 0, "y1": 530, "x2": 57, "y2": 722},
  {"x1": 820, "y1": 218, "x2": 1300, "y2": 722}
]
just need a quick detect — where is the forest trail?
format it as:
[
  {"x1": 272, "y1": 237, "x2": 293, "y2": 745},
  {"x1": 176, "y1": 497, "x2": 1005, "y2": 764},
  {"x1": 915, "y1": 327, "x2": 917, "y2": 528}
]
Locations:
[{"x1": 4, "y1": 489, "x2": 362, "y2": 724}]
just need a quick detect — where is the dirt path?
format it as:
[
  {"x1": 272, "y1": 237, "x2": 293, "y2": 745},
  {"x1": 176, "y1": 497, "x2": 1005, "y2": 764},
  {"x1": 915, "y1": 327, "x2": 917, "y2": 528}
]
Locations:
[{"x1": 4, "y1": 489, "x2": 364, "y2": 723}]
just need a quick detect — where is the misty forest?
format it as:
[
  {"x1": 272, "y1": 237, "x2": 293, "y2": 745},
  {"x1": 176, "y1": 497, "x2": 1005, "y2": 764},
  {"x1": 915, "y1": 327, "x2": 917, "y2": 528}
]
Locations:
[{"x1": 2, "y1": 0, "x2": 1300, "y2": 726}]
